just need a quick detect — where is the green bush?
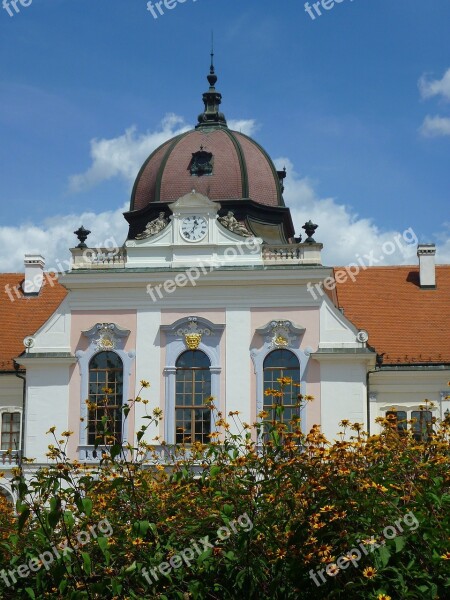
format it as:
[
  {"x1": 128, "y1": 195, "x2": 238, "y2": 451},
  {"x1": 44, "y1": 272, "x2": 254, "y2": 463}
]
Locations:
[{"x1": 0, "y1": 382, "x2": 449, "y2": 599}]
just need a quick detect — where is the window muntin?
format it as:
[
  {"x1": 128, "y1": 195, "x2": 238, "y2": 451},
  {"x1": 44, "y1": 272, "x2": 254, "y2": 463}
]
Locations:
[
  {"x1": 1, "y1": 412, "x2": 20, "y2": 451},
  {"x1": 88, "y1": 352, "x2": 123, "y2": 446},
  {"x1": 263, "y1": 349, "x2": 301, "y2": 426},
  {"x1": 386, "y1": 410, "x2": 408, "y2": 433},
  {"x1": 175, "y1": 350, "x2": 211, "y2": 444}
]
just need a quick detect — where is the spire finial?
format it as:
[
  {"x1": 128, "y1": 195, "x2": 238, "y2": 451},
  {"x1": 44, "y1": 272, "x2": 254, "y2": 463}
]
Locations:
[
  {"x1": 207, "y1": 31, "x2": 217, "y2": 88},
  {"x1": 196, "y1": 36, "x2": 227, "y2": 129}
]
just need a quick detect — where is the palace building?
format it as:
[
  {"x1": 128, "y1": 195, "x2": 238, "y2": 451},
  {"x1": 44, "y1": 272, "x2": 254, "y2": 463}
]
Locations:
[{"x1": 1, "y1": 60, "x2": 449, "y2": 502}]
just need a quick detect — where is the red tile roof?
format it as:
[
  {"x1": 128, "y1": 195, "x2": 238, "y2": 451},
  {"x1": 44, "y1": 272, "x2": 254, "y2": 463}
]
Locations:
[
  {"x1": 334, "y1": 266, "x2": 450, "y2": 365},
  {"x1": 0, "y1": 274, "x2": 67, "y2": 372}
]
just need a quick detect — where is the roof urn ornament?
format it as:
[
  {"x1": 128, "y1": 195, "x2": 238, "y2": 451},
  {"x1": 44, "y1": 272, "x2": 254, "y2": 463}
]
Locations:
[
  {"x1": 302, "y1": 220, "x2": 318, "y2": 243},
  {"x1": 74, "y1": 226, "x2": 91, "y2": 249}
]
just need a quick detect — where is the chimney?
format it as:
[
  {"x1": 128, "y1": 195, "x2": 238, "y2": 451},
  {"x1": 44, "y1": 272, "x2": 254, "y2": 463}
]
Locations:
[
  {"x1": 417, "y1": 244, "x2": 436, "y2": 289},
  {"x1": 23, "y1": 255, "x2": 45, "y2": 296}
]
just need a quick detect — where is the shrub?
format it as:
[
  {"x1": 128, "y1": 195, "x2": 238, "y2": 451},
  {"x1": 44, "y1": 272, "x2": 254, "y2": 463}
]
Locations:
[{"x1": 0, "y1": 383, "x2": 449, "y2": 599}]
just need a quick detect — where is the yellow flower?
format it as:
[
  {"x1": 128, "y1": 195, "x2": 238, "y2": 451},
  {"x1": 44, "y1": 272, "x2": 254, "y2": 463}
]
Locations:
[
  {"x1": 363, "y1": 566, "x2": 377, "y2": 579},
  {"x1": 326, "y1": 564, "x2": 339, "y2": 576},
  {"x1": 61, "y1": 431, "x2": 73, "y2": 437},
  {"x1": 441, "y1": 552, "x2": 450, "y2": 560},
  {"x1": 372, "y1": 482, "x2": 388, "y2": 493},
  {"x1": 377, "y1": 595, "x2": 391, "y2": 600},
  {"x1": 140, "y1": 380, "x2": 150, "y2": 388},
  {"x1": 46, "y1": 426, "x2": 56, "y2": 434}
]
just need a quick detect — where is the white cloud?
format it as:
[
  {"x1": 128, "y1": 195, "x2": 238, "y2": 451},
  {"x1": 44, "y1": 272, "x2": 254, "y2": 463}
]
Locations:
[
  {"x1": 275, "y1": 158, "x2": 450, "y2": 265},
  {"x1": 68, "y1": 114, "x2": 191, "y2": 192},
  {"x1": 227, "y1": 119, "x2": 259, "y2": 136},
  {"x1": 419, "y1": 115, "x2": 450, "y2": 138},
  {"x1": 419, "y1": 68, "x2": 450, "y2": 101},
  {"x1": 0, "y1": 205, "x2": 128, "y2": 273}
]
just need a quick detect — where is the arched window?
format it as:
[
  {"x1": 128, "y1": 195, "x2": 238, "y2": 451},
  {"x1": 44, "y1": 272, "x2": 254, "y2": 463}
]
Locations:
[
  {"x1": 0, "y1": 487, "x2": 14, "y2": 506},
  {"x1": 263, "y1": 350, "x2": 301, "y2": 426},
  {"x1": 88, "y1": 352, "x2": 123, "y2": 446},
  {"x1": 1, "y1": 412, "x2": 21, "y2": 451},
  {"x1": 175, "y1": 350, "x2": 211, "y2": 444}
]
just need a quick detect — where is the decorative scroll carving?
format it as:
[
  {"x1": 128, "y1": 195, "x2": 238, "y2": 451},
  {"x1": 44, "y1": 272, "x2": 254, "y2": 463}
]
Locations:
[
  {"x1": 81, "y1": 323, "x2": 130, "y2": 352},
  {"x1": 255, "y1": 320, "x2": 305, "y2": 350},
  {"x1": 176, "y1": 316, "x2": 212, "y2": 350}
]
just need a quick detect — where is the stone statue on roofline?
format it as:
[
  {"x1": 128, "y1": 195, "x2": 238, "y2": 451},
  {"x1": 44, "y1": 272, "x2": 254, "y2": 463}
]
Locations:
[
  {"x1": 136, "y1": 212, "x2": 168, "y2": 240},
  {"x1": 218, "y1": 211, "x2": 252, "y2": 237}
]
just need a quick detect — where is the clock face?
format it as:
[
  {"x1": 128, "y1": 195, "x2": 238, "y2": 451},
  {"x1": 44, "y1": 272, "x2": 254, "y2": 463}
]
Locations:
[{"x1": 180, "y1": 216, "x2": 208, "y2": 242}]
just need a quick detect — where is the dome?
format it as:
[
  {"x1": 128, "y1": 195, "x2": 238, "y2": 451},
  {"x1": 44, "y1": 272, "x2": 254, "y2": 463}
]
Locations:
[
  {"x1": 130, "y1": 127, "x2": 284, "y2": 211},
  {"x1": 125, "y1": 57, "x2": 294, "y2": 244}
]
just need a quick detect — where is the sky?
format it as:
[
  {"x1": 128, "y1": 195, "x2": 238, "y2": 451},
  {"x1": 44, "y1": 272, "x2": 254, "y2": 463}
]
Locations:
[{"x1": 0, "y1": 0, "x2": 449, "y2": 271}]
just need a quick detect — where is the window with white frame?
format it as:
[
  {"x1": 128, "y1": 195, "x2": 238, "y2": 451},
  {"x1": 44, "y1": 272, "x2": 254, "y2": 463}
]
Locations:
[
  {"x1": 263, "y1": 349, "x2": 301, "y2": 427},
  {"x1": 76, "y1": 323, "x2": 134, "y2": 460},
  {"x1": 251, "y1": 320, "x2": 310, "y2": 429},
  {"x1": 88, "y1": 351, "x2": 124, "y2": 445},
  {"x1": 1, "y1": 412, "x2": 21, "y2": 451},
  {"x1": 161, "y1": 316, "x2": 224, "y2": 445}
]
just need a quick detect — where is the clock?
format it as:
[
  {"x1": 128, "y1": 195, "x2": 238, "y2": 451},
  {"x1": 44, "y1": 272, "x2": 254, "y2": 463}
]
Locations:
[{"x1": 180, "y1": 215, "x2": 208, "y2": 242}]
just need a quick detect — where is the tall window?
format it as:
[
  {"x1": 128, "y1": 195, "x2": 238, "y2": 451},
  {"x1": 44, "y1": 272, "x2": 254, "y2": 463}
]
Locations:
[
  {"x1": 175, "y1": 350, "x2": 211, "y2": 444},
  {"x1": 88, "y1": 352, "x2": 123, "y2": 445},
  {"x1": 1, "y1": 413, "x2": 20, "y2": 451},
  {"x1": 411, "y1": 410, "x2": 433, "y2": 442},
  {"x1": 263, "y1": 350, "x2": 301, "y2": 426}
]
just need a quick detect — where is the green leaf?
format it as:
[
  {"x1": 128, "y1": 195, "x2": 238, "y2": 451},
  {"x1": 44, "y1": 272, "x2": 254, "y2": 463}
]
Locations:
[
  {"x1": 377, "y1": 544, "x2": 391, "y2": 568},
  {"x1": 18, "y1": 507, "x2": 30, "y2": 533},
  {"x1": 210, "y1": 466, "x2": 221, "y2": 478},
  {"x1": 394, "y1": 535, "x2": 405, "y2": 553},
  {"x1": 126, "y1": 560, "x2": 137, "y2": 573},
  {"x1": 82, "y1": 498, "x2": 93, "y2": 517},
  {"x1": 222, "y1": 504, "x2": 233, "y2": 516},
  {"x1": 25, "y1": 589, "x2": 36, "y2": 599},
  {"x1": 81, "y1": 551, "x2": 91, "y2": 576}
]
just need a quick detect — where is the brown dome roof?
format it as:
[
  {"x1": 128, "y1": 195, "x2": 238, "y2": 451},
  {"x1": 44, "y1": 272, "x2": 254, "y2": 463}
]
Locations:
[
  {"x1": 125, "y1": 58, "x2": 294, "y2": 244},
  {"x1": 130, "y1": 127, "x2": 284, "y2": 211}
]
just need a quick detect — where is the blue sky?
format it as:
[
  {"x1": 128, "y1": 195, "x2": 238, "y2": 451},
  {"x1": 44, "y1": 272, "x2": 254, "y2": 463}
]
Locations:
[{"x1": 1, "y1": 0, "x2": 449, "y2": 270}]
